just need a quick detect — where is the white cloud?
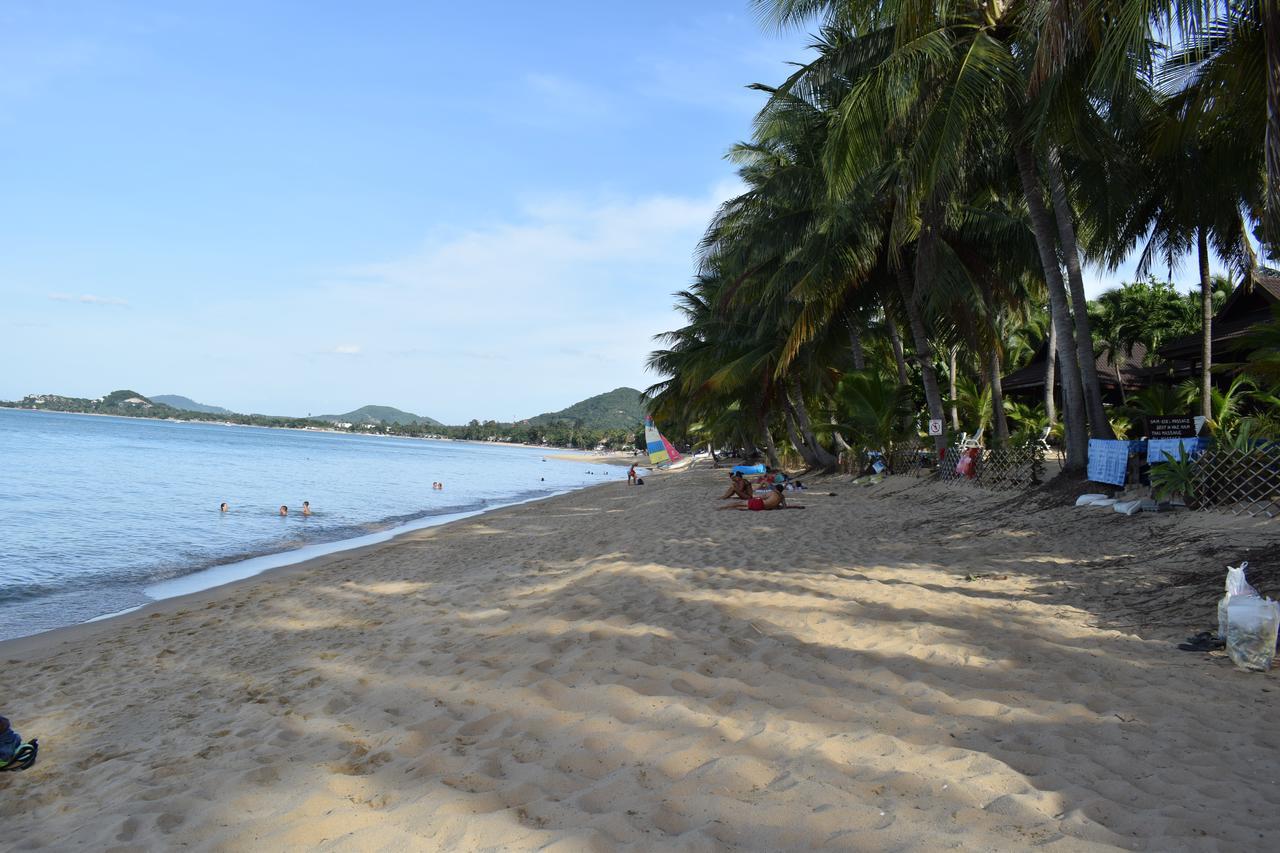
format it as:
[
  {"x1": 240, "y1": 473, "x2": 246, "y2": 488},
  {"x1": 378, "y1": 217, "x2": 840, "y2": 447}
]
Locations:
[
  {"x1": 295, "y1": 182, "x2": 740, "y2": 420},
  {"x1": 48, "y1": 293, "x2": 127, "y2": 306},
  {"x1": 332, "y1": 344, "x2": 362, "y2": 355}
]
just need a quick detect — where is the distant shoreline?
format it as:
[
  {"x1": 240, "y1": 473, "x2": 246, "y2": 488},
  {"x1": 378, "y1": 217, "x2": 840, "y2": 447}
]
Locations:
[{"x1": 0, "y1": 405, "x2": 624, "y2": 456}]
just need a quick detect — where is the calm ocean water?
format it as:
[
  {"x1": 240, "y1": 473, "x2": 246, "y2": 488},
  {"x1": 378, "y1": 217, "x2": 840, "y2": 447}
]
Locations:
[{"x1": 0, "y1": 409, "x2": 621, "y2": 641}]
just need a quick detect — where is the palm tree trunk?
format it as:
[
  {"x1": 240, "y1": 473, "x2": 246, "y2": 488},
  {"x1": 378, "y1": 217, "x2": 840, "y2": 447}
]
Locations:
[
  {"x1": 1198, "y1": 226, "x2": 1214, "y2": 420},
  {"x1": 989, "y1": 350, "x2": 1009, "y2": 442},
  {"x1": 1045, "y1": 146, "x2": 1114, "y2": 440},
  {"x1": 971, "y1": 276, "x2": 1009, "y2": 443},
  {"x1": 1265, "y1": 0, "x2": 1280, "y2": 254},
  {"x1": 1045, "y1": 313, "x2": 1057, "y2": 425},
  {"x1": 885, "y1": 311, "x2": 911, "y2": 387},
  {"x1": 1015, "y1": 142, "x2": 1088, "y2": 471},
  {"x1": 758, "y1": 411, "x2": 781, "y2": 470},
  {"x1": 849, "y1": 322, "x2": 867, "y2": 371},
  {"x1": 948, "y1": 346, "x2": 960, "y2": 431},
  {"x1": 781, "y1": 403, "x2": 814, "y2": 467},
  {"x1": 786, "y1": 383, "x2": 837, "y2": 468},
  {"x1": 830, "y1": 416, "x2": 852, "y2": 454},
  {"x1": 896, "y1": 265, "x2": 947, "y2": 451}
]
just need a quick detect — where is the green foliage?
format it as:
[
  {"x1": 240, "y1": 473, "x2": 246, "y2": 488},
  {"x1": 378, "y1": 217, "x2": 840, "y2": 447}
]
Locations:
[
  {"x1": 524, "y1": 388, "x2": 646, "y2": 431},
  {"x1": 952, "y1": 377, "x2": 992, "y2": 432},
  {"x1": 1005, "y1": 400, "x2": 1048, "y2": 433},
  {"x1": 1124, "y1": 384, "x2": 1188, "y2": 419},
  {"x1": 318, "y1": 405, "x2": 442, "y2": 427},
  {"x1": 831, "y1": 370, "x2": 914, "y2": 452},
  {"x1": 150, "y1": 395, "x2": 234, "y2": 415},
  {"x1": 1088, "y1": 278, "x2": 1205, "y2": 367},
  {"x1": 1149, "y1": 445, "x2": 1198, "y2": 503},
  {"x1": 642, "y1": 0, "x2": 1268, "y2": 471}
]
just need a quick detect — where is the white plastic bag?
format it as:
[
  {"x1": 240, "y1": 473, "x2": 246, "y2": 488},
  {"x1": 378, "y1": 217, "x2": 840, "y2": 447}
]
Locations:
[
  {"x1": 1218, "y1": 562, "x2": 1259, "y2": 641},
  {"x1": 1226, "y1": 596, "x2": 1280, "y2": 672}
]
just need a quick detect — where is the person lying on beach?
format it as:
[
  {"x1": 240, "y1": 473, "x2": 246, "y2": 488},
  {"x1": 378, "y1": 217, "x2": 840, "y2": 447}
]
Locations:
[
  {"x1": 718, "y1": 485, "x2": 804, "y2": 511},
  {"x1": 719, "y1": 472, "x2": 752, "y2": 500}
]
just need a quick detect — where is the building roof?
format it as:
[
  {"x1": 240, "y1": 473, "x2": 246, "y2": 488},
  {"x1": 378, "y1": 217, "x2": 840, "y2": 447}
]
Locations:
[
  {"x1": 1002, "y1": 341, "x2": 1151, "y2": 393},
  {"x1": 1159, "y1": 274, "x2": 1280, "y2": 362}
]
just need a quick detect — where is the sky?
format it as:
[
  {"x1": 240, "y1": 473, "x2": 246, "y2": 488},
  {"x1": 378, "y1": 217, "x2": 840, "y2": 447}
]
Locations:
[{"x1": 0, "y1": 1, "x2": 1229, "y2": 422}]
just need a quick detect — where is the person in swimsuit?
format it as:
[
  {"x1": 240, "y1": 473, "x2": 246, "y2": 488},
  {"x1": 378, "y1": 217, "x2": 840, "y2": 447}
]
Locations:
[
  {"x1": 718, "y1": 485, "x2": 803, "y2": 511},
  {"x1": 302, "y1": 501, "x2": 311, "y2": 516},
  {"x1": 719, "y1": 472, "x2": 752, "y2": 500},
  {"x1": 279, "y1": 505, "x2": 288, "y2": 516},
  {"x1": 628, "y1": 464, "x2": 638, "y2": 485},
  {"x1": 220, "y1": 502, "x2": 228, "y2": 512}
]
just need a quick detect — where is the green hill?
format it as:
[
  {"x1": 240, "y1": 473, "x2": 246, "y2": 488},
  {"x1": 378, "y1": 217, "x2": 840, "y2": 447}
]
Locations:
[
  {"x1": 151, "y1": 394, "x2": 235, "y2": 415},
  {"x1": 524, "y1": 387, "x2": 645, "y2": 430},
  {"x1": 317, "y1": 405, "x2": 442, "y2": 427}
]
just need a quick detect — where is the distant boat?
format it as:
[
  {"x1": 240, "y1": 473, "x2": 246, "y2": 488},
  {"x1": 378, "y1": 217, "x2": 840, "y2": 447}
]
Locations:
[{"x1": 643, "y1": 416, "x2": 682, "y2": 468}]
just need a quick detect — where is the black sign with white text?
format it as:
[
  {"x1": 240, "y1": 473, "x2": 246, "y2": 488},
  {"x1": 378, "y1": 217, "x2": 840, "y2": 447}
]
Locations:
[{"x1": 1147, "y1": 416, "x2": 1196, "y2": 439}]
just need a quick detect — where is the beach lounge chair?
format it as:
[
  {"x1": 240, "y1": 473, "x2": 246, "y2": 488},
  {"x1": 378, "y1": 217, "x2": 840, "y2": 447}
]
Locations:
[{"x1": 958, "y1": 427, "x2": 984, "y2": 450}]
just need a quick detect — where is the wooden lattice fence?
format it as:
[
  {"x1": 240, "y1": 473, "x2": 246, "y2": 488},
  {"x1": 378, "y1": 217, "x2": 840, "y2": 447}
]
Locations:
[
  {"x1": 885, "y1": 441, "x2": 935, "y2": 476},
  {"x1": 1189, "y1": 445, "x2": 1280, "y2": 518},
  {"x1": 937, "y1": 444, "x2": 1046, "y2": 489}
]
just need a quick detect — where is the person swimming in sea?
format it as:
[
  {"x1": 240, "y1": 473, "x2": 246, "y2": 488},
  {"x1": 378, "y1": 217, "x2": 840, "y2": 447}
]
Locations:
[
  {"x1": 220, "y1": 502, "x2": 228, "y2": 512},
  {"x1": 302, "y1": 501, "x2": 311, "y2": 516},
  {"x1": 279, "y1": 505, "x2": 288, "y2": 516}
]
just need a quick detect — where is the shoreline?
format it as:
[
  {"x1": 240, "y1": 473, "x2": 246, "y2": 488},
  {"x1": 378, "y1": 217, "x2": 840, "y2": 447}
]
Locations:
[
  {"x1": 0, "y1": 483, "x2": 619, "y2": 654},
  {"x1": 7, "y1": 470, "x2": 1278, "y2": 848}
]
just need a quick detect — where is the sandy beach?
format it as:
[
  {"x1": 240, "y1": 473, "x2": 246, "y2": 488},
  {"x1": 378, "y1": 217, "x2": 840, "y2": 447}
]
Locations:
[{"x1": 4, "y1": 469, "x2": 1280, "y2": 850}]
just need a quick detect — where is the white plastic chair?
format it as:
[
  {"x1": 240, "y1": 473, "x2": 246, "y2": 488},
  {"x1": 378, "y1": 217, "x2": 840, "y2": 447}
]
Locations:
[{"x1": 958, "y1": 427, "x2": 984, "y2": 450}]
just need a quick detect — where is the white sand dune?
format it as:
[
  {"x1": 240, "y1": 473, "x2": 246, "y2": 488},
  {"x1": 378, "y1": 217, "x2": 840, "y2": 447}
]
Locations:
[{"x1": 3, "y1": 471, "x2": 1279, "y2": 850}]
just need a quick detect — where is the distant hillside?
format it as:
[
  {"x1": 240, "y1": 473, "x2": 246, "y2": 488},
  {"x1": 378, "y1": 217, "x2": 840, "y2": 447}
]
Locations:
[
  {"x1": 317, "y1": 405, "x2": 442, "y2": 427},
  {"x1": 524, "y1": 387, "x2": 644, "y2": 430},
  {"x1": 151, "y1": 394, "x2": 234, "y2": 416}
]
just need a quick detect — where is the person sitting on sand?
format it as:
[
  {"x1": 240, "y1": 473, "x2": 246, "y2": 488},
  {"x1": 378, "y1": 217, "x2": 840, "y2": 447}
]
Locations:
[
  {"x1": 302, "y1": 501, "x2": 311, "y2": 516},
  {"x1": 719, "y1": 472, "x2": 752, "y2": 500},
  {"x1": 279, "y1": 505, "x2": 288, "y2": 516},
  {"x1": 718, "y1": 484, "x2": 804, "y2": 511}
]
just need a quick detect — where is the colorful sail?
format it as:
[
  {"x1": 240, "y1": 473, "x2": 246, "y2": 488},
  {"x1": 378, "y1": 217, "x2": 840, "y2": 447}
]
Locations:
[{"x1": 644, "y1": 416, "x2": 682, "y2": 467}]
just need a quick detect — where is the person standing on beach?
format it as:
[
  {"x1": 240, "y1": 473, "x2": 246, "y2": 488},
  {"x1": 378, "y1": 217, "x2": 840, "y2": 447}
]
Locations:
[
  {"x1": 279, "y1": 505, "x2": 288, "y2": 516},
  {"x1": 628, "y1": 464, "x2": 638, "y2": 485}
]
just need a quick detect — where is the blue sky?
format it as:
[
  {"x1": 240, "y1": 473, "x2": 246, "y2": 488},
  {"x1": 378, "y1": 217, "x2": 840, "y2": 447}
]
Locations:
[{"x1": 0, "y1": 2, "x2": 1225, "y2": 422}]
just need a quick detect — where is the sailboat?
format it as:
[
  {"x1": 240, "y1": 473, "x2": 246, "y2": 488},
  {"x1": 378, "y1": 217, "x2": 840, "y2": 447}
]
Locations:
[{"x1": 643, "y1": 416, "x2": 682, "y2": 468}]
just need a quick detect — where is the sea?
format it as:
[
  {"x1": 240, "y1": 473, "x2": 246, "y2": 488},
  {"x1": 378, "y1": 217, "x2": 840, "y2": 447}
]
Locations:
[{"x1": 0, "y1": 408, "x2": 624, "y2": 642}]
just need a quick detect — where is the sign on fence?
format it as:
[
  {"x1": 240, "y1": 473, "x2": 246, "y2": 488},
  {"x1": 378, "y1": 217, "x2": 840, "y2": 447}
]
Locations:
[
  {"x1": 928, "y1": 419, "x2": 943, "y2": 436},
  {"x1": 1147, "y1": 416, "x2": 1196, "y2": 439}
]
